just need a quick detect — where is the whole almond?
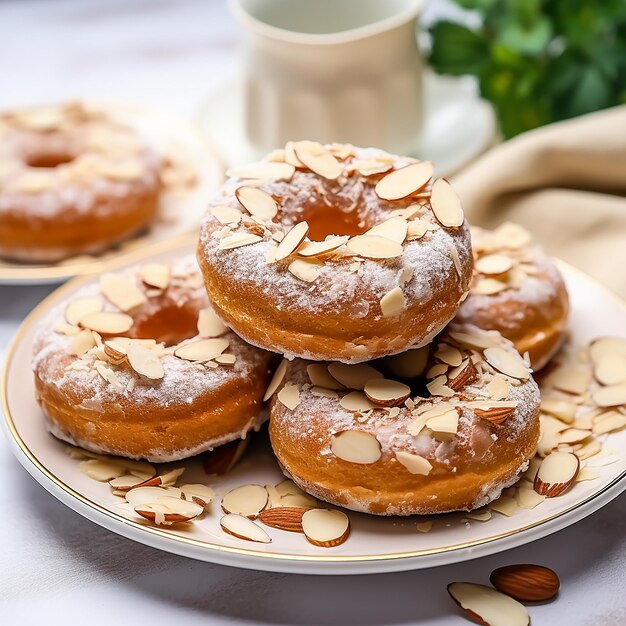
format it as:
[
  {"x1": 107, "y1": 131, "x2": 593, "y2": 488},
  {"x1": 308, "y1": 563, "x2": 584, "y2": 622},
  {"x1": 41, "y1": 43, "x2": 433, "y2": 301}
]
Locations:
[
  {"x1": 490, "y1": 564, "x2": 560, "y2": 602},
  {"x1": 258, "y1": 506, "x2": 306, "y2": 532}
]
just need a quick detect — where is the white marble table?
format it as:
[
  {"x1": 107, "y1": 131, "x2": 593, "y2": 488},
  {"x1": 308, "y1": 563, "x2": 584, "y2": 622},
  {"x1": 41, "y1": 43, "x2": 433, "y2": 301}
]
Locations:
[{"x1": 0, "y1": 1, "x2": 624, "y2": 624}]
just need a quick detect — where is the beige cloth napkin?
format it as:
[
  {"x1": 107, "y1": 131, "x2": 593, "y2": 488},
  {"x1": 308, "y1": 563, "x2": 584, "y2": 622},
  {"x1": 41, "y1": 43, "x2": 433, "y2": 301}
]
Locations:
[{"x1": 451, "y1": 106, "x2": 626, "y2": 296}]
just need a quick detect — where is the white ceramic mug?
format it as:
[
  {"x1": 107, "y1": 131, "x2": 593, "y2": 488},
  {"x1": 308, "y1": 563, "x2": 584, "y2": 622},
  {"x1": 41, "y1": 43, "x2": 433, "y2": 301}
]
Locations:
[{"x1": 229, "y1": 0, "x2": 426, "y2": 157}]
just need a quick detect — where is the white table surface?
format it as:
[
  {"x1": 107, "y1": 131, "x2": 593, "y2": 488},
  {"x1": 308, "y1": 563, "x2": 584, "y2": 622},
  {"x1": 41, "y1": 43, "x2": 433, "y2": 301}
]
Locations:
[{"x1": 0, "y1": 1, "x2": 624, "y2": 624}]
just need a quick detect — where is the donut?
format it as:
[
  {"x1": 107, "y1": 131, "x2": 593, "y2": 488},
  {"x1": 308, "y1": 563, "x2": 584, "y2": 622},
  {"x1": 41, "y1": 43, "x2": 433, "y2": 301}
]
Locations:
[
  {"x1": 0, "y1": 102, "x2": 162, "y2": 262},
  {"x1": 455, "y1": 223, "x2": 569, "y2": 371},
  {"x1": 197, "y1": 141, "x2": 473, "y2": 363},
  {"x1": 267, "y1": 324, "x2": 540, "y2": 515},
  {"x1": 32, "y1": 256, "x2": 275, "y2": 462}
]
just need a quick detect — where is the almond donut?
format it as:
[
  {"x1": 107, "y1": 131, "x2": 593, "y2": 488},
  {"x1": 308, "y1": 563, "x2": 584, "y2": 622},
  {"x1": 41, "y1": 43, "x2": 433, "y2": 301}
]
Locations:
[
  {"x1": 268, "y1": 324, "x2": 540, "y2": 515},
  {"x1": 33, "y1": 256, "x2": 275, "y2": 462},
  {"x1": 0, "y1": 102, "x2": 162, "y2": 262},
  {"x1": 197, "y1": 142, "x2": 473, "y2": 363},
  {"x1": 455, "y1": 223, "x2": 569, "y2": 371}
]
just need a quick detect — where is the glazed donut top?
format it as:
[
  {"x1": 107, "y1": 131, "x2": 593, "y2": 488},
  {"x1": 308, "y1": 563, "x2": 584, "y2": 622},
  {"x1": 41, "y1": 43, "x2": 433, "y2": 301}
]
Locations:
[
  {"x1": 198, "y1": 142, "x2": 472, "y2": 340},
  {"x1": 33, "y1": 256, "x2": 269, "y2": 422},
  {"x1": 0, "y1": 101, "x2": 161, "y2": 217},
  {"x1": 459, "y1": 223, "x2": 564, "y2": 333},
  {"x1": 269, "y1": 324, "x2": 540, "y2": 513}
]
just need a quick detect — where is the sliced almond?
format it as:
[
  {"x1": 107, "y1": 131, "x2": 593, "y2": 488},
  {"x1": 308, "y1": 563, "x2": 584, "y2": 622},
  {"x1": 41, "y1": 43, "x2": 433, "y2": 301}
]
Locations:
[
  {"x1": 220, "y1": 514, "x2": 271, "y2": 543},
  {"x1": 449, "y1": 330, "x2": 501, "y2": 351},
  {"x1": 221, "y1": 484, "x2": 268, "y2": 519},
  {"x1": 100, "y1": 273, "x2": 147, "y2": 312},
  {"x1": 65, "y1": 297, "x2": 103, "y2": 326},
  {"x1": 558, "y1": 428, "x2": 592, "y2": 445},
  {"x1": 594, "y1": 353, "x2": 626, "y2": 386},
  {"x1": 331, "y1": 430, "x2": 381, "y2": 464},
  {"x1": 346, "y1": 235, "x2": 403, "y2": 259},
  {"x1": 430, "y1": 178, "x2": 464, "y2": 228},
  {"x1": 380, "y1": 286, "x2": 407, "y2": 318},
  {"x1": 475, "y1": 254, "x2": 514, "y2": 276},
  {"x1": 235, "y1": 186, "x2": 278, "y2": 221},
  {"x1": 227, "y1": 161, "x2": 295, "y2": 181},
  {"x1": 548, "y1": 366, "x2": 592, "y2": 396},
  {"x1": 484, "y1": 347, "x2": 530, "y2": 380},
  {"x1": 592, "y1": 410, "x2": 626, "y2": 434},
  {"x1": 540, "y1": 399, "x2": 577, "y2": 424},
  {"x1": 516, "y1": 485, "x2": 546, "y2": 509},
  {"x1": 307, "y1": 363, "x2": 345, "y2": 390},
  {"x1": 436, "y1": 344, "x2": 463, "y2": 367},
  {"x1": 79, "y1": 311, "x2": 133, "y2": 334},
  {"x1": 575, "y1": 438, "x2": 602, "y2": 461},
  {"x1": 301, "y1": 509, "x2": 350, "y2": 547},
  {"x1": 374, "y1": 162, "x2": 434, "y2": 201},
  {"x1": 426, "y1": 407, "x2": 459, "y2": 435},
  {"x1": 174, "y1": 338, "x2": 229, "y2": 362},
  {"x1": 218, "y1": 232, "x2": 263, "y2": 250},
  {"x1": 81, "y1": 458, "x2": 155, "y2": 482},
  {"x1": 215, "y1": 353, "x2": 236, "y2": 366},
  {"x1": 258, "y1": 506, "x2": 306, "y2": 532},
  {"x1": 447, "y1": 582, "x2": 530, "y2": 626},
  {"x1": 426, "y1": 375, "x2": 455, "y2": 397},
  {"x1": 474, "y1": 278, "x2": 508, "y2": 295},
  {"x1": 277, "y1": 383, "x2": 300, "y2": 410},
  {"x1": 592, "y1": 384, "x2": 626, "y2": 408},
  {"x1": 328, "y1": 362, "x2": 382, "y2": 390},
  {"x1": 139, "y1": 264, "x2": 170, "y2": 290},
  {"x1": 70, "y1": 329, "x2": 97, "y2": 357},
  {"x1": 339, "y1": 391, "x2": 376, "y2": 411},
  {"x1": 363, "y1": 378, "x2": 410, "y2": 407},
  {"x1": 448, "y1": 359, "x2": 478, "y2": 391},
  {"x1": 534, "y1": 452, "x2": 579, "y2": 497},
  {"x1": 127, "y1": 343, "x2": 164, "y2": 380},
  {"x1": 263, "y1": 359, "x2": 288, "y2": 401},
  {"x1": 589, "y1": 337, "x2": 626, "y2": 364},
  {"x1": 134, "y1": 497, "x2": 203, "y2": 524},
  {"x1": 197, "y1": 308, "x2": 228, "y2": 338},
  {"x1": 274, "y1": 221, "x2": 309, "y2": 261},
  {"x1": 288, "y1": 258, "x2": 321, "y2": 282},
  {"x1": 180, "y1": 484, "x2": 215, "y2": 508},
  {"x1": 298, "y1": 236, "x2": 349, "y2": 257},
  {"x1": 294, "y1": 142, "x2": 341, "y2": 180},
  {"x1": 474, "y1": 403, "x2": 516, "y2": 425},
  {"x1": 489, "y1": 496, "x2": 520, "y2": 517},
  {"x1": 210, "y1": 204, "x2": 242, "y2": 225},
  {"x1": 365, "y1": 217, "x2": 408, "y2": 244},
  {"x1": 395, "y1": 451, "x2": 432, "y2": 475}
]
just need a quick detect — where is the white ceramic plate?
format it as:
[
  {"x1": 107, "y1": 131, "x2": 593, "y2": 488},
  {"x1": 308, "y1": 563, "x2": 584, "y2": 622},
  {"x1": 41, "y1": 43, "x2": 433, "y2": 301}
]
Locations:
[
  {"x1": 197, "y1": 72, "x2": 497, "y2": 177},
  {"x1": 2, "y1": 243, "x2": 625, "y2": 575},
  {"x1": 0, "y1": 104, "x2": 222, "y2": 286}
]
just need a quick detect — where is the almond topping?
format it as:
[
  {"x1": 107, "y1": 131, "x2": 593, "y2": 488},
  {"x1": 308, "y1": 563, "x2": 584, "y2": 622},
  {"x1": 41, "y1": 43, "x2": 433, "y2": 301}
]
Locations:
[
  {"x1": 346, "y1": 235, "x2": 403, "y2": 259},
  {"x1": 297, "y1": 236, "x2": 349, "y2": 257},
  {"x1": 100, "y1": 273, "x2": 147, "y2": 312},
  {"x1": 448, "y1": 359, "x2": 479, "y2": 391},
  {"x1": 364, "y1": 216, "x2": 408, "y2": 244},
  {"x1": 174, "y1": 338, "x2": 229, "y2": 362},
  {"x1": 79, "y1": 312, "x2": 133, "y2": 334},
  {"x1": 71, "y1": 330, "x2": 97, "y2": 357},
  {"x1": 294, "y1": 142, "x2": 341, "y2": 180},
  {"x1": 134, "y1": 497, "x2": 203, "y2": 524},
  {"x1": 430, "y1": 178, "x2": 464, "y2": 228},
  {"x1": 180, "y1": 484, "x2": 215, "y2": 508},
  {"x1": 474, "y1": 278, "x2": 508, "y2": 295},
  {"x1": 307, "y1": 363, "x2": 345, "y2": 390},
  {"x1": 475, "y1": 254, "x2": 514, "y2": 276},
  {"x1": 301, "y1": 509, "x2": 350, "y2": 547},
  {"x1": 364, "y1": 378, "x2": 410, "y2": 407},
  {"x1": 127, "y1": 344, "x2": 164, "y2": 380},
  {"x1": 227, "y1": 161, "x2": 295, "y2": 181},
  {"x1": 210, "y1": 204, "x2": 242, "y2": 225},
  {"x1": 558, "y1": 428, "x2": 592, "y2": 445},
  {"x1": 65, "y1": 297, "x2": 103, "y2": 326},
  {"x1": 592, "y1": 411, "x2": 626, "y2": 434},
  {"x1": 197, "y1": 308, "x2": 228, "y2": 338},
  {"x1": 474, "y1": 403, "x2": 516, "y2": 424},
  {"x1": 277, "y1": 383, "x2": 300, "y2": 410},
  {"x1": 235, "y1": 186, "x2": 278, "y2": 220},
  {"x1": 218, "y1": 232, "x2": 263, "y2": 250},
  {"x1": 374, "y1": 161, "x2": 434, "y2": 201},
  {"x1": 594, "y1": 353, "x2": 626, "y2": 386},
  {"x1": 534, "y1": 451, "x2": 579, "y2": 497},
  {"x1": 591, "y1": 384, "x2": 626, "y2": 407},
  {"x1": 274, "y1": 221, "x2": 309, "y2": 261},
  {"x1": 380, "y1": 287, "x2": 406, "y2": 317},
  {"x1": 331, "y1": 430, "x2": 381, "y2": 464},
  {"x1": 220, "y1": 514, "x2": 271, "y2": 543},
  {"x1": 327, "y1": 362, "x2": 382, "y2": 390},
  {"x1": 426, "y1": 407, "x2": 459, "y2": 435},
  {"x1": 395, "y1": 451, "x2": 432, "y2": 475},
  {"x1": 263, "y1": 359, "x2": 288, "y2": 401},
  {"x1": 548, "y1": 366, "x2": 592, "y2": 395},
  {"x1": 436, "y1": 343, "x2": 463, "y2": 367},
  {"x1": 221, "y1": 484, "x2": 268, "y2": 519},
  {"x1": 339, "y1": 391, "x2": 376, "y2": 411},
  {"x1": 484, "y1": 347, "x2": 530, "y2": 380},
  {"x1": 139, "y1": 264, "x2": 170, "y2": 290},
  {"x1": 288, "y1": 258, "x2": 322, "y2": 282}
]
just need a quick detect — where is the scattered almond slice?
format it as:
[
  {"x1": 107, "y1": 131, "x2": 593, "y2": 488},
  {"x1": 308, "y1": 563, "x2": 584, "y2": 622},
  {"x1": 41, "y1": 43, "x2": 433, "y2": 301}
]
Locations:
[
  {"x1": 363, "y1": 378, "x2": 410, "y2": 407},
  {"x1": 301, "y1": 509, "x2": 350, "y2": 547},
  {"x1": 447, "y1": 582, "x2": 530, "y2": 626},
  {"x1": 346, "y1": 235, "x2": 403, "y2": 259},
  {"x1": 380, "y1": 287, "x2": 406, "y2": 317},
  {"x1": 489, "y1": 496, "x2": 520, "y2": 517},
  {"x1": 263, "y1": 359, "x2": 288, "y2": 401},
  {"x1": 81, "y1": 458, "x2": 155, "y2": 482},
  {"x1": 593, "y1": 353, "x2": 626, "y2": 386},
  {"x1": 294, "y1": 142, "x2": 341, "y2": 179},
  {"x1": 449, "y1": 330, "x2": 501, "y2": 350},
  {"x1": 288, "y1": 258, "x2": 322, "y2": 282},
  {"x1": 220, "y1": 514, "x2": 271, "y2": 543},
  {"x1": 339, "y1": 391, "x2": 376, "y2": 411},
  {"x1": 218, "y1": 232, "x2": 263, "y2": 250},
  {"x1": 395, "y1": 451, "x2": 432, "y2": 475},
  {"x1": 429, "y1": 178, "x2": 464, "y2": 228},
  {"x1": 221, "y1": 484, "x2": 268, "y2": 519},
  {"x1": 364, "y1": 216, "x2": 408, "y2": 244},
  {"x1": 139, "y1": 264, "x2": 170, "y2": 290},
  {"x1": 210, "y1": 204, "x2": 242, "y2": 225},
  {"x1": 374, "y1": 161, "x2": 434, "y2": 201},
  {"x1": 466, "y1": 508, "x2": 492, "y2": 522},
  {"x1": 215, "y1": 353, "x2": 236, "y2": 366},
  {"x1": 307, "y1": 363, "x2": 345, "y2": 390},
  {"x1": 331, "y1": 430, "x2": 381, "y2": 464},
  {"x1": 135, "y1": 497, "x2": 203, "y2": 525},
  {"x1": 298, "y1": 236, "x2": 349, "y2": 257},
  {"x1": 516, "y1": 485, "x2": 546, "y2": 509},
  {"x1": 592, "y1": 411, "x2": 626, "y2": 434},
  {"x1": 327, "y1": 362, "x2": 382, "y2": 390},
  {"x1": 475, "y1": 254, "x2": 514, "y2": 276},
  {"x1": 127, "y1": 343, "x2": 164, "y2": 380},
  {"x1": 426, "y1": 375, "x2": 455, "y2": 397},
  {"x1": 80, "y1": 311, "x2": 134, "y2": 335},
  {"x1": 558, "y1": 428, "x2": 592, "y2": 445},
  {"x1": 425, "y1": 407, "x2": 459, "y2": 435},
  {"x1": 65, "y1": 297, "x2": 103, "y2": 326},
  {"x1": 100, "y1": 273, "x2": 147, "y2": 312},
  {"x1": 575, "y1": 438, "x2": 602, "y2": 460},
  {"x1": 591, "y1": 384, "x2": 626, "y2": 408},
  {"x1": 180, "y1": 484, "x2": 215, "y2": 508},
  {"x1": 474, "y1": 278, "x2": 508, "y2": 296},
  {"x1": 235, "y1": 185, "x2": 278, "y2": 220},
  {"x1": 576, "y1": 466, "x2": 600, "y2": 482},
  {"x1": 197, "y1": 308, "x2": 228, "y2": 338},
  {"x1": 274, "y1": 221, "x2": 309, "y2": 261},
  {"x1": 416, "y1": 521, "x2": 433, "y2": 533},
  {"x1": 534, "y1": 452, "x2": 579, "y2": 497},
  {"x1": 548, "y1": 366, "x2": 592, "y2": 395},
  {"x1": 277, "y1": 383, "x2": 300, "y2": 410},
  {"x1": 435, "y1": 344, "x2": 463, "y2": 367},
  {"x1": 227, "y1": 161, "x2": 295, "y2": 181},
  {"x1": 540, "y1": 399, "x2": 577, "y2": 424},
  {"x1": 484, "y1": 347, "x2": 530, "y2": 380},
  {"x1": 173, "y1": 338, "x2": 229, "y2": 362},
  {"x1": 71, "y1": 329, "x2": 97, "y2": 357}
]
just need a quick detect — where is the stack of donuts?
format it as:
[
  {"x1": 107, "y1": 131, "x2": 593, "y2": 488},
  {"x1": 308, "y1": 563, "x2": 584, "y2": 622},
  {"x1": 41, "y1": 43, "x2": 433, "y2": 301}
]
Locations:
[{"x1": 33, "y1": 140, "x2": 570, "y2": 516}]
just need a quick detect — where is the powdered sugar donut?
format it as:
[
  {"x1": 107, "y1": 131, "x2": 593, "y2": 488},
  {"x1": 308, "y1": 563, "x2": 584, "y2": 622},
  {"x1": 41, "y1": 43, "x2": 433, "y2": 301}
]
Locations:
[
  {"x1": 268, "y1": 324, "x2": 540, "y2": 515},
  {"x1": 0, "y1": 101, "x2": 162, "y2": 262},
  {"x1": 455, "y1": 224, "x2": 569, "y2": 370},
  {"x1": 33, "y1": 256, "x2": 275, "y2": 462},
  {"x1": 197, "y1": 142, "x2": 473, "y2": 363}
]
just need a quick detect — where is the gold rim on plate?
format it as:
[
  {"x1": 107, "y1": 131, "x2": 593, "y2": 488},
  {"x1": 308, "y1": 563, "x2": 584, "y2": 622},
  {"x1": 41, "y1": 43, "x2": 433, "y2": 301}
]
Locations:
[{"x1": 2, "y1": 250, "x2": 625, "y2": 564}]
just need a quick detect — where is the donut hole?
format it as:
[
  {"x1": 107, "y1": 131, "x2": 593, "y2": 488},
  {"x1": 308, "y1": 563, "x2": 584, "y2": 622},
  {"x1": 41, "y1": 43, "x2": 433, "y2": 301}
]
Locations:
[
  {"x1": 26, "y1": 150, "x2": 76, "y2": 169},
  {"x1": 129, "y1": 302, "x2": 200, "y2": 347},
  {"x1": 300, "y1": 203, "x2": 372, "y2": 241}
]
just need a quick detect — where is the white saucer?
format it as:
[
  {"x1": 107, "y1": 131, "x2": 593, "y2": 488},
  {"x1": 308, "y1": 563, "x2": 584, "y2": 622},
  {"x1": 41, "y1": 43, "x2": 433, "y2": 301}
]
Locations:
[
  {"x1": 2, "y1": 242, "x2": 625, "y2": 575},
  {"x1": 197, "y1": 72, "x2": 497, "y2": 176}
]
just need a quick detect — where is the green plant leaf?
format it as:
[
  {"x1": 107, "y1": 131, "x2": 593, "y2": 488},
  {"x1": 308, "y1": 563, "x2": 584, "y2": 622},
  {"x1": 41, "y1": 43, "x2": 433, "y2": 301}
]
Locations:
[
  {"x1": 564, "y1": 65, "x2": 612, "y2": 118},
  {"x1": 496, "y1": 16, "x2": 553, "y2": 55},
  {"x1": 428, "y1": 22, "x2": 489, "y2": 76}
]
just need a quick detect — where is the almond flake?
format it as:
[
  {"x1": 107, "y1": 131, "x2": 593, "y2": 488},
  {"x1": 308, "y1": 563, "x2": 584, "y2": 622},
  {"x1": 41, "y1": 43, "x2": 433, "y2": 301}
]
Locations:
[
  {"x1": 288, "y1": 258, "x2": 321, "y2": 282},
  {"x1": 575, "y1": 439, "x2": 602, "y2": 460},
  {"x1": 435, "y1": 344, "x2": 463, "y2": 367},
  {"x1": 65, "y1": 297, "x2": 103, "y2": 326},
  {"x1": 100, "y1": 273, "x2": 147, "y2": 312},
  {"x1": 540, "y1": 399, "x2": 577, "y2": 423},
  {"x1": 407, "y1": 218, "x2": 435, "y2": 239},
  {"x1": 221, "y1": 484, "x2": 268, "y2": 519},
  {"x1": 364, "y1": 217, "x2": 408, "y2": 244},
  {"x1": 235, "y1": 185, "x2": 278, "y2": 221},
  {"x1": 374, "y1": 161, "x2": 434, "y2": 201},
  {"x1": 516, "y1": 486, "x2": 545, "y2": 509},
  {"x1": 380, "y1": 287, "x2": 406, "y2": 317},
  {"x1": 416, "y1": 521, "x2": 433, "y2": 533},
  {"x1": 548, "y1": 366, "x2": 592, "y2": 395},
  {"x1": 395, "y1": 451, "x2": 432, "y2": 475},
  {"x1": 71, "y1": 330, "x2": 97, "y2": 356},
  {"x1": 294, "y1": 142, "x2": 341, "y2": 180},
  {"x1": 311, "y1": 386, "x2": 338, "y2": 398},
  {"x1": 425, "y1": 407, "x2": 459, "y2": 435},
  {"x1": 534, "y1": 451, "x2": 579, "y2": 497},
  {"x1": 426, "y1": 375, "x2": 455, "y2": 397},
  {"x1": 307, "y1": 363, "x2": 345, "y2": 390},
  {"x1": 489, "y1": 496, "x2": 520, "y2": 517},
  {"x1": 218, "y1": 232, "x2": 263, "y2": 250},
  {"x1": 364, "y1": 378, "x2": 410, "y2": 407},
  {"x1": 215, "y1": 353, "x2": 236, "y2": 366},
  {"x1": 592, "y1": 411, "x2": 626, "y2": 434},
  {"x1": 429, "y1": 178, "x2": 464, "y2": 228},
  {"x1": 594, "y1": 353, "x2": 626, "y2": 386},
  {"x1": 558, "y1": 428, "x2": 592, "y2": 445},
  {"x1": 210, "y1": 204, "x2": 242, "y2": 225},
  {"x1": 284, "y1": 141, "x2": 304, "y2": 167},
  {"x1": 466, "y1": 508, "x2": 492, "y2": 522},
  {"x1": 94, "y1": 361, "x2": 123, "y2": 390},
  {"x1": 328, "y1": 362, "x2": 382, "y2": 389},
  {"x1": 447, "y1": 582, "x2": 529, "y2": 626},
  {"x1": 197, "y1": 308, "x2": 228, "y2": 338},
  {"x1": 274, "y1": 221, "x2": 309, "y2": 261},
  {"x1": 484, "y1": 347, "x2": 530, "y2": 380},
  {"x1": 475, "y1": 254, "x2": 514, "y2": 276},
  {"x1": 179, "y1": 484, "x2": 214, "y2": 508},
  {"x1": 487, "y1": 375, "x2": 510, "y2": 400},
  {"x1": 346, "y1": 235, "x2": 403, "y2": 259},
  {"x1": 331, "y1": 430, "x2": 381, "y2": 464},
  {"x1": 592, "y1": 384, "x2": 626, "y2": 408},
  {"x1": 127, "y1": 344, "x2": 164, "y2": 380},
  {"x1": 301, "y1": 509, "x2": 350, "y2": 547},
  {"x1": 494, "y1": 222, "x2": 532, "y2": 249},
  {"x1": 277, "y1": 383, "x2": 300, "y2": 410},
  {"x1": 139, "y1": 264, "x2": 170, "y2": 290},
  {"x1": 220, "y1": 514, "x2": 271, "y2": 543},
  {"x1": 79, "y1": 312, "x2": 133, "y2": 334},
  {"x1": 448, "y1": 330, "x2": 501, "y2": 350},
  {"x1": 263, "y1": 359, "x2": 288, "y2": 401},
  {"x1": 174, "y1": 338, "x2": 229, "y2": 362},
  {"x1": 227, "y1": 161, "x2": 295, "y2": 181},
  {"x1": 339, "y1": 391, "x2": 376, "y2": 411},
  {"x1": 298, "y1": 236, "x2": 349, "y2": 257},
  {"x1": 474, "y1": 278, "x2": 508, "y2": 295}
]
